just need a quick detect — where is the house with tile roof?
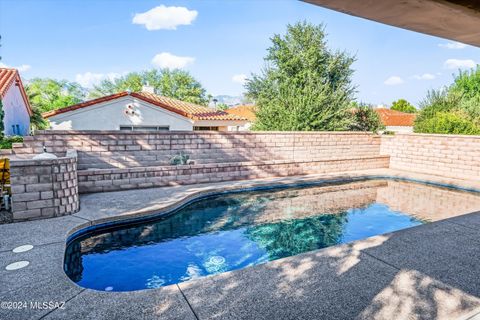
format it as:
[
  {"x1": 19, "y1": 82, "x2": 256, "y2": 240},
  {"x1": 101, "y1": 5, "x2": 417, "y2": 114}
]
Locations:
[
  {"x1": 225, "y1": 105, "x2": 256, "y2": 131},
  {"x1": 0, "y1": 68, "x2": 32, "y2": 136},
  {"x1": 43, "y1": 88, "x2": 248, "y2": 131},
  {"x1": 375, "y1": 108, "x2": 416, "y2": 133}
]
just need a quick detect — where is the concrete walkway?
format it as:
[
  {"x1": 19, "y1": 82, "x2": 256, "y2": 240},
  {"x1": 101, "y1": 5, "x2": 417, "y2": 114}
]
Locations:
[{"x1": 0, "y1": 169, "x2": 479, "y2": 320}]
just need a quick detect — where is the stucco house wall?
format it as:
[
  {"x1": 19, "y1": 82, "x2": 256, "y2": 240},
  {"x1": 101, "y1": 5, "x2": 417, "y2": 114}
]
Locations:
[
  {"x1": 385, "y1": 125, "x2": 413, "y2": 133},
  {"x1": 1, "y1": 79, "x2": 31, "y2": 136},
  {"x1": 228, "y1": 122, "x2": 252, "y2": 131},
  {"x1": 48, "y1": 96, "x2": 194, "y2": 131}
]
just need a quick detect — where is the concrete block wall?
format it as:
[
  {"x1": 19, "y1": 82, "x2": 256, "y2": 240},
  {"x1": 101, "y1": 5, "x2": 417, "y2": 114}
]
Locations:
[
  {"x1": 381, "y1": 134, "x2": 480, "y2": 180},
  {"x1": 13, "y1": 131, "x2": 383, "y2": 170},
  {"x1": 10, "y1": 156, "x2": 79, "y2": 221},
  {"x1": 77, "y1": 156, "x2": 389, "y2": 193}
]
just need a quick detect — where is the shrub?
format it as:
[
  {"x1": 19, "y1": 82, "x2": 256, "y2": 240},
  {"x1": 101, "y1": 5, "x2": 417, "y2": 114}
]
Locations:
[
  {"x1": 414, "y1": 111, "x2": 480, "y2": 135},
  {"x1": 415, "y1": 66, "x2": 480, "y2": 135},
  {"x1": 0, "y1": 136, "x2": 23, "y2": 149},
  {"x1": 350, "y1": 104, "x2": 384, "y2": 133},
  {"x1": 170, "y1": 152, "x2": 190, "y2": 165}
]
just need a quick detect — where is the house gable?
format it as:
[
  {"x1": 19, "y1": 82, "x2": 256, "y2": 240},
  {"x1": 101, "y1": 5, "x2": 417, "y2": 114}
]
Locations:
[
  {"x1": 0, "y1": 68, "x2": 32, "y2": 135},
  {"x1": 48, "y1": 96, "x2": 194, "y2": 131},
  {"x1": 0, "y1": 68, "x2": 32, "y2": 116}
]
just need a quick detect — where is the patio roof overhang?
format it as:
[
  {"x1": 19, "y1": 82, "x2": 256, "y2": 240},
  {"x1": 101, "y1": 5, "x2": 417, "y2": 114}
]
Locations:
[{"x1": 304, "y1": 0, "x2": 480, "y2": 47}]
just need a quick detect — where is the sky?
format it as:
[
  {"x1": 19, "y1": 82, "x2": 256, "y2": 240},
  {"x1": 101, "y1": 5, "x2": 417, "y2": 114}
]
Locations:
[{"x1": 1, "y1": 0, "x2": 480, "y2": 106}]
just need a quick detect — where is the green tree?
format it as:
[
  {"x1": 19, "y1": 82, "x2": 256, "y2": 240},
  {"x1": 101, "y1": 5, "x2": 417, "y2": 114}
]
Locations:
[
  {"x1": 246, "y1": 21, "x2": 356, "y2": 131},
  {"x1": 90, "y1": 69, "x2": 209, "y2": 105},
  {"x1": 414, "y1": 66, "x2": 480, "y2": 134},
  {"x1": 390, "y1": 99, "x2": 416, "y2": 113},
  {"x1": 25, "y1": 78, "x2": 86, "y2": 113},
  {"x1": 449, "y1": 66, "x2": 480, "y2": 120},
  {"x1": 449, "y1": 66, "x2": 480, "y2": 101},
  {"x1": 414, "y1": 89, "x2": 455, "y2": 125},
  {"x1": 30, "y1": 107, "x2": 49, "y2": 130},
  {"x1": 350, "y1": 103, "x2": 384, "y2": 132},
  {"x1": 90, "y1": 73, "x2": 143, "y2": 97},
  {"x1": 216, "y1": 103, "x2": 229, "y2": 111}
]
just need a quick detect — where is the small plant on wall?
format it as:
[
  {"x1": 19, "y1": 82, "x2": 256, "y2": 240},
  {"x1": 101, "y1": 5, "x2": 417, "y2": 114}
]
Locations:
[{"x1": 169, "y1": 152, "x2": 193, "y2": 165}]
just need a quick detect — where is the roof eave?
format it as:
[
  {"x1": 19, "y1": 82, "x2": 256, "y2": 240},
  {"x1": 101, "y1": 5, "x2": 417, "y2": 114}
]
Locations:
[
  {"x1": 42, "y1": 92, "x2": 130, "y2": 118},
  {"x1": 0, "y1": 70, "x2": 33, "y2": 116}
]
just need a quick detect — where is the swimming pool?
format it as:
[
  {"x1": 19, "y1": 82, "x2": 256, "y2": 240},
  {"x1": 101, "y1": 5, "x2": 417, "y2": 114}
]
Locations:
[{"x1": 64, "y1": 179, "x2": 480, "y2": 291}]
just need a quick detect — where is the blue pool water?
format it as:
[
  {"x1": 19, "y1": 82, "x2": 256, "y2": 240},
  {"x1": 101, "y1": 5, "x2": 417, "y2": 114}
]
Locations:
[{"x1": 64, "y1": 180, "x2": 437, "y2": 291}]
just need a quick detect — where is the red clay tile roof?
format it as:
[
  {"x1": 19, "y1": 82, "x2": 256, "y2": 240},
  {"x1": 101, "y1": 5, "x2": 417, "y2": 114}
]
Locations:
[
  {"x1": 375, "y1": 108, "x2": 416, "y2": 126},
  {"x1": 226, "y1": 105, "x2": 256, "y2": 122},
  {"x1": 133, "y1": 92, "x2": 246, "y2": 121},
  {"x1": 0, "y1": 68, "x2": 33, "y2": 116},
  {"x1": 42, "y1": 91, "x2": 247, "y2": 122}
]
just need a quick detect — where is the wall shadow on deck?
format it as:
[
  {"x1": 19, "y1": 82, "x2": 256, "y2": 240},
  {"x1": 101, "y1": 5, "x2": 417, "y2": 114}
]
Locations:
[{"x1": 177, "y1": 212, "x2": 480, "y2": 320}]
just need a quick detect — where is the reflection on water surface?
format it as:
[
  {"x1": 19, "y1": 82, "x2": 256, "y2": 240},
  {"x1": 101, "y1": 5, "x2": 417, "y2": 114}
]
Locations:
[{"x1": 65, "y1": 179, "x2": 480, "y2": 291}]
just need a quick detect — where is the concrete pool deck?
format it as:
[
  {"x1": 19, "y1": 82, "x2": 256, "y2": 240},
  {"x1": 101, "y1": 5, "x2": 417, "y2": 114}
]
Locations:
[{"x1": 0, "y1": 168, "x2": 479, "y2": 320}]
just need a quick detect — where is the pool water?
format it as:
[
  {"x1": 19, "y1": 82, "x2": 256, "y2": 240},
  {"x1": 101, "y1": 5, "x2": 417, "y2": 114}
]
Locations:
[{"x1": 64, "y1": 179, "x2": 480, "y2": 291}]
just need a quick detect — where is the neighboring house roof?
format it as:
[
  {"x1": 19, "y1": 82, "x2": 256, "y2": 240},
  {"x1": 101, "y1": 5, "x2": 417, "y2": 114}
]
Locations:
[
  {"x1": 375, "y1": 108, "x2": 416, "y2": 126},
  {"x1": 0, "y1": 68, "x2": 33, "y2": 116},
  {"x1": 134, "y1": 92, "x2": 246, "y2": 121},
  {"x1": 42, "y1": 91, "x2": 247, "y2": 122},
  {"x1": 226, "y1": 105, "x2": 256, "y2": 122}
]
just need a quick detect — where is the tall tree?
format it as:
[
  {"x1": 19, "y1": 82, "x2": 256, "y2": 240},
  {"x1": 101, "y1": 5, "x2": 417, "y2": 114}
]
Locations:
[
  {"x1": 390, "y1": 99, "x2": 416, "y2": 113},
  {"x1": 90, "y1": 69, "x2": 209, "y2": 105},
  {"x1": 25, "y1": 78, "x2": 86, "y2": 113},
  {"x1": 448, "y1": 66, "x2": 480, "y2": 119},
  {"x1": 414, "y1": 66, "x2": 480, "y2": 134},
  {"x1": 246, "y1": 21, "x2": 356, "y2": 131}
]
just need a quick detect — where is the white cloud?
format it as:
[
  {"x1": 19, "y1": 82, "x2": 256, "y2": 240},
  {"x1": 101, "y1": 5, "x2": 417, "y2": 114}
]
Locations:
[
  {"x1": 413, "y1": 73, "x2": 435, "y2": 80},
  {"x1": 232, "y1": 74, "x2": 247, "y2": 84},
  {"x1": 0, "y1": 62, "x2": 31, "y2": 72},
  {"x1": 75, "y1": 72, "x2": 122, "y2": 88},
  {"x1": 151, "y1": 52, "x2": 194, "y2": 69},
  {"x1": 384, "y1": 76, "x2": 404, "y2": 86},
  {"x1": 438, "y1": 42, "x2": 468, "y2": 49},
  {"x1": 132, "y1": 5, "x2": 198, "y2": 30},
  {"x1": 16, "y1": 64, "x2": 31, "y2": 72},
  {"x1": 444, "y1": 59, "x2": 476, "y2": 69}
]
